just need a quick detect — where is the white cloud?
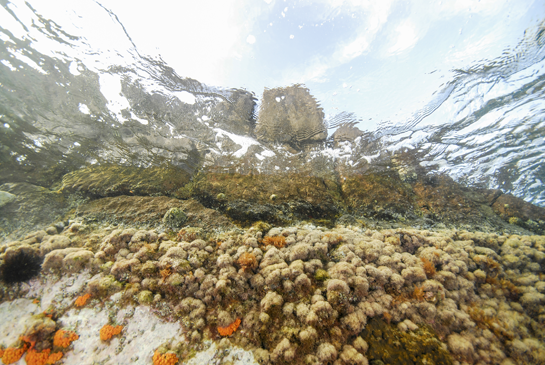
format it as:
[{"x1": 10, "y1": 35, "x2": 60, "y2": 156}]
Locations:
[
  {"x1": 388, "y1": 21, "x2": 419, "y2": 55},
  {"x1": 247, "y1": 35, "x2": 256, "y2": 44},
  {"x1": 336, "y1": 34, "x2": 370, "y2": 62}
]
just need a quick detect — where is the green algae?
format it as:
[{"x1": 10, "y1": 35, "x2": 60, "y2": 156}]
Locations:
[{"x1": 361, "y1": 318, "x2": 453, "y2": 365}]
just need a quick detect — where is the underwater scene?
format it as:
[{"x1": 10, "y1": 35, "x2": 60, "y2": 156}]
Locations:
[{"x1": 1, "y1": 0, "x2": 545, "y2": 364}]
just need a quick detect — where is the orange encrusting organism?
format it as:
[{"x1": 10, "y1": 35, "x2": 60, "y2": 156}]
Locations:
[
  {"x1": 152, "y1": 350, "x2": 179, "y2": 365},
  {"x1": 237, "y1": 252, "x2": 258, "y2": 272},
  {"x1": 74, "y1": 293, "x2": 91, "y2": 307},
  {"x1": 420, "y1": 257, "x2": 436, "y2": 277},
  {"x1": 1, "y1": 346, "x2": 27, "y2": 364},
  {"x1": 99, "y1": 324, "x2": 123, "y2": 341},
  {"x1": 25, "y1": 348, "x2": 63, "y2": 365},
  {"x1": 412, "y1": 285, "x2": 426, "y2": 301},
  {"x1": 46, "y1": 351, "x2": 63, "y2": 364},
  {"x1": 217, "y1": 318, "x2": 241, "y2": 337},
  {"x1": 53, "y1": 329, "x2": 79, "y2": 348},
  {"x1": 160, "y1": 264, "x2": 173, "y2": 279},
  {"x1": 262, "y1": 236, "x2": 286, "y2": 248}
]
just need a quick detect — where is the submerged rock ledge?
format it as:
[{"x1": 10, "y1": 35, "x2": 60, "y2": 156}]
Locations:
[
  {"x1": 2, "y1": 167, "x2": 545, "y2": 242},
  {"x1": 1, "y1": 220, "x2": 544, "y2": 364}
]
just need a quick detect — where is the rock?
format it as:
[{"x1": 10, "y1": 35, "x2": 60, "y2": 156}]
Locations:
[
  {"x1": 60, "y1": 165, "x2": 191, "y2": 198},
  {"x1": 0, "y1": 191, "x2": 16, "y2": 207},
  {"x1": 76, "y1": 196, "x2": 233, "y2": 230},
  {"x1": 162, "y1": 208, "x2": 188, "y2": 230},
  {"x1": 0, "y1": 183, "x2": 69, "y2": 240},
  {"x1": 256, "y1": 84, "x2": 326, "y2": 147},
  {"x1": 332, "y1": 123, "x2": 364, "y2": 145},
  {"x1": 492, "y1": 193, "x2": 545, "y2": 234}
]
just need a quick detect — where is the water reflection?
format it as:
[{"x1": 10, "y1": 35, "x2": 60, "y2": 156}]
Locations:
[{"x1": 0, "y1": 0, "x2": 544, "y2": 207}]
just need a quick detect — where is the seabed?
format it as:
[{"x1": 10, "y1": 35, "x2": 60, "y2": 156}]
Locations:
[
  {"x1": 1, "y1": 168, "x2": 544, "y2": 365},
  {"x1": 1, "y1": 218, "x2": 545, "y2": 365}
]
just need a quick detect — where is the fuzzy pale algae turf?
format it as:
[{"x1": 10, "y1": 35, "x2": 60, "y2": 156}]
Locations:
[{"x1": 0, "y1": 221, "x2": 544, "y2": 365}]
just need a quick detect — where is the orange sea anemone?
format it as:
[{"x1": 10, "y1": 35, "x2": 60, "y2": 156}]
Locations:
[
  {"x1": 152, "y1": 350, "x2": 179, "y2": 365},
  {"x1": 99, "y1": 324, "x2": 123, "y2": 341},
  {"x1": 53, "y1": 329, "x2": 79, "y2": 348},
  {"x1": 74, "y1": 293, "x2": 91, "y2": 307},
  {"x1": 1, "y1": 346, "x2": 27, "y2": 364},
  {"x1": 217, "y1": 318, "x2": 241, "y2": 337}
]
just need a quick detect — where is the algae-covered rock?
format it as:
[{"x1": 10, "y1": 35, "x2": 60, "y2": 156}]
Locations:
[
  {"x1": 60, "y1": 165, "x2": 192, "y2": 198},
  {"x1": 361, "y1": 318, "x2": 453, "y2": 365},
  {"x1": 22, "y1": 313, "x2": 57, "y2": 347},
  {"x1": 491, "y1": 193, "x2": 545, "y2": 234},
  {"x1": 89, "y1": 274, "x2": 123, "y2": 294},
  {"x1": 341, "y1": 172, "x2": 417, "y2": 221},
  {"x1": 163, "y1": 207, "x2": 188, "y2": 230},
  {"x1": 0, "y1": 182, "x2": 69, "y2": 240},
  {"x1": 191, "y1": 172, "x2": 341, "y2": 224},
  {"x1": 75, "y1": 196, "x2": 233, "y2": 230},
  {"x1": 0, "y1": 190, "x2": 16, "y2": 207}
]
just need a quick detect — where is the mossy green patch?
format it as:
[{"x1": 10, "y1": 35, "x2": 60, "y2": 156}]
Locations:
[{"x1": 314, "y1": 269, "x2": 329, "y2": 281}]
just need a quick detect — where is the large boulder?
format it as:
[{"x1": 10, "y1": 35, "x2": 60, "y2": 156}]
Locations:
[{"x1": 256, "y1": 85, "x2": 326, "y2": 147}]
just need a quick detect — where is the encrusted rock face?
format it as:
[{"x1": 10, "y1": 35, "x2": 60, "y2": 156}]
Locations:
[
  {"x1": 60, "y1": 165, "x2": 192, "y2": 198},
  {"x1": 491, "y1": 193, "x2": 545, "y2": 235},
  {"x1": 190, "y1": 172, "x2": 341, "y2": 225},
  {"x1": 255, "y1": 85, "x2": 326, "y2": 147}
]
